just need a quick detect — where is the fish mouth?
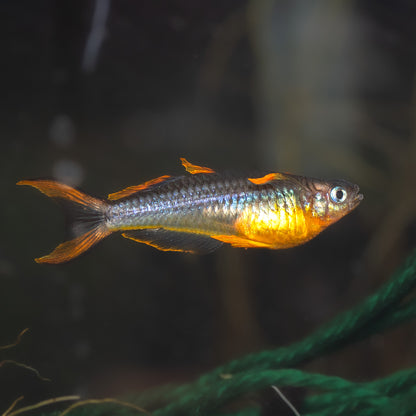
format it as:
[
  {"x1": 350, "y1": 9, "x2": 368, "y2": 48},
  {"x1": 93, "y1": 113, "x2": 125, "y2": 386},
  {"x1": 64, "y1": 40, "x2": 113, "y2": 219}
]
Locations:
[{"x1": 351, "y1": 184, "x2": 364, "y2": 208}]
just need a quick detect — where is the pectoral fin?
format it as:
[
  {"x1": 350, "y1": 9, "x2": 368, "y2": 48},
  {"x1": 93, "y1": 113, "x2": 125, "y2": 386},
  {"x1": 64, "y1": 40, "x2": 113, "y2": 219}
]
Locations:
[
  {"x1": 180, "y1": 158, "x2": 215, "y2": 174},
  {"x1": 122, "y1": 229, "x2": 223, "y2": 253},
  {"x1": 210, "y1": 235, "x2": 273, "y2": 248}
]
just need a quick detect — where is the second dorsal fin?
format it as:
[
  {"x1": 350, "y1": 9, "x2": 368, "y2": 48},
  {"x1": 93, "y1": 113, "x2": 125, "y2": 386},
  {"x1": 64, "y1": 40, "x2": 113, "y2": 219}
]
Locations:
[
  {"x1": 180, "y1": 158, "x2": 215, "y2": 174},
  {"x1": 108, "y1": 175, "x2": 171, "y2": 200}
]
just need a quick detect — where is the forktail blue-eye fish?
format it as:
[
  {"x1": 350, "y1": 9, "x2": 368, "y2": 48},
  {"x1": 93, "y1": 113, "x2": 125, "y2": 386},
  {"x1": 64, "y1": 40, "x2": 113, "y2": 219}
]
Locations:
[{"x1": 17, "y1": 158, "x2": 363, "y2": 264}]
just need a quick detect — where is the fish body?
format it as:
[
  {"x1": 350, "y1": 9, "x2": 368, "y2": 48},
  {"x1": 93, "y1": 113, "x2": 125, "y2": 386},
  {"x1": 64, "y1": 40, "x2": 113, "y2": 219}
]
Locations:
[{"x1": 18, "y1": 158, "x2": 363, "y2": 264}]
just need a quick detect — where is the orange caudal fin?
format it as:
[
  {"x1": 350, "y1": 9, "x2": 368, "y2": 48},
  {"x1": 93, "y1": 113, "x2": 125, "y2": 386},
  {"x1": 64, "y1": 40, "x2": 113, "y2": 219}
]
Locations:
[{"x1": 17, "y1": 180, "x2": 111, "y2": 264}]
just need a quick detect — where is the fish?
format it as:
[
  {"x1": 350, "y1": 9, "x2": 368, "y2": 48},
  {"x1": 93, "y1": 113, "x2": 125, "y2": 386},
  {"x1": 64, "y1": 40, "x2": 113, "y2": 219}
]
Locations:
[{"x1": 17, "y1": 158, "x2": 363, "y2": 264}]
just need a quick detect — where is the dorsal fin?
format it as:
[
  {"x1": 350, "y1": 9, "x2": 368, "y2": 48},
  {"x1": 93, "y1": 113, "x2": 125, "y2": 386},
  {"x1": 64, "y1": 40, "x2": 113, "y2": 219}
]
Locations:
[
  {"x1": 180, "y1": 158, "x2": 215, "y2": 174},
  {"x1": 248, "y1": 173, "x2": 288, "y2": 185},
  {"x1": 108, "y1": 175, "x2": 171, "y2": 200}
]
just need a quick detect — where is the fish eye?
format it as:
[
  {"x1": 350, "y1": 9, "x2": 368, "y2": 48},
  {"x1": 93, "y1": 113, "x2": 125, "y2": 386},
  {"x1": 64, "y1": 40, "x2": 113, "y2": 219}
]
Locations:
[{"x1": 330, "y1": 186, "x2": 347, "y2": 203}]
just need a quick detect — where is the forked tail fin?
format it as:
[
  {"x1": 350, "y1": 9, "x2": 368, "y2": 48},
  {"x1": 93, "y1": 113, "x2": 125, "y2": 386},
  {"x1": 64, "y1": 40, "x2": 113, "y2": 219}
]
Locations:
[{"x1": 17, "y1": 180, "x2": 111, "y2": 264}]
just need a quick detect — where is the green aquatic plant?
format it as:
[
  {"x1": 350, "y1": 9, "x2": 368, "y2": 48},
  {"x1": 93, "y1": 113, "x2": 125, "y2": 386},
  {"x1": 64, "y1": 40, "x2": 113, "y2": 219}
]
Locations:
[{"x1": 6, "y1": 249, "x2": 416, "y2": 416}]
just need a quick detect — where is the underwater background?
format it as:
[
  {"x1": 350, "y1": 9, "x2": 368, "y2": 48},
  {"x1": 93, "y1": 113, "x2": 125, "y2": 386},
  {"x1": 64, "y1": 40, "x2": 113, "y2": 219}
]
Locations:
[{"x1": 1, "y1": 0, "x2": 415, "y2": 412}]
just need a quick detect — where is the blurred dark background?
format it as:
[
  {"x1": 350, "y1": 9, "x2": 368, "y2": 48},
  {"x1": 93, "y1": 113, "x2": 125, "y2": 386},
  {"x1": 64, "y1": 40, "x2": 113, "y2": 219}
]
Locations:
[{"x1": 1, "y1": 0, "x2": 415, "y2": 411}]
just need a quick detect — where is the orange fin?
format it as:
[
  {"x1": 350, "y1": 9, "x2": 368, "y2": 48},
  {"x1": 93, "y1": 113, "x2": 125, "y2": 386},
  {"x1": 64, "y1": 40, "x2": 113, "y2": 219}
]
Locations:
[
  {"x1": 17, "y1": 179, "x2": 110, "y2": 263},
  {"x1": 248, "y1": 173, "x2": 287, "y2": 185},
  {"x1": 35, "y1": 227, "x2": 111, "y2": 264},
  {"x1": 180, "y1": 158, "x2": 215, "y2": 174},
  {"x1": 122, "y1": 232, "x2": 192, "y2": 253},
  {"x1": 211, "y1": 234, "x2": 273, "y2": 248},
  {"x1": 122, "y1": 229, "x2": 223, "y2": 254},
  {"x1": 17, "y1": 180, "x2": 103, "y2": 209},
  {"x1": 108, "y1": 175, "x2": 171, "y2": 200}
]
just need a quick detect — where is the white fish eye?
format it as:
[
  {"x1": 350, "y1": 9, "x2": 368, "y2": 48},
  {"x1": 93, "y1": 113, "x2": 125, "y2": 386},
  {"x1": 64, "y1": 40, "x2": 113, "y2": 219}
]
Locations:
[{"x1": 330, "y1": 186, "x2": 347, "y2": 203}]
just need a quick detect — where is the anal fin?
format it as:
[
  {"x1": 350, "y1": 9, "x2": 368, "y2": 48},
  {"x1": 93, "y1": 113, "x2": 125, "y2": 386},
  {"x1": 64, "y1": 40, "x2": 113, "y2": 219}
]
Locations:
[{"x1": 122, "y1": 229, "x2": 223, "y2": 254}]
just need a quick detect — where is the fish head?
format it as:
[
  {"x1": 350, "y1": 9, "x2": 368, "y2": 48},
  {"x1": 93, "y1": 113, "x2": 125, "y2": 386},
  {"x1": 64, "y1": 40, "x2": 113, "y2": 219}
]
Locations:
[{"x1": 307, "y1": 178, "x2": 363, "y2": 224}]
